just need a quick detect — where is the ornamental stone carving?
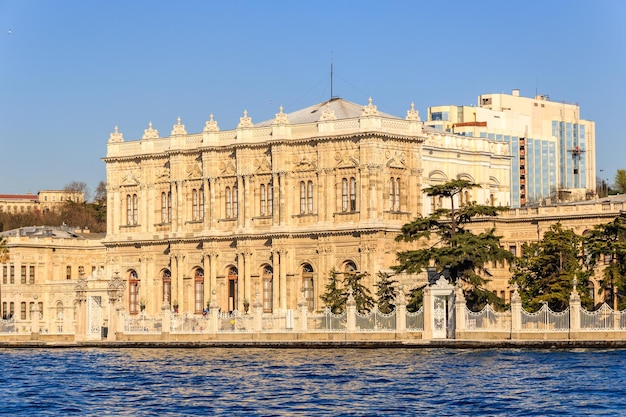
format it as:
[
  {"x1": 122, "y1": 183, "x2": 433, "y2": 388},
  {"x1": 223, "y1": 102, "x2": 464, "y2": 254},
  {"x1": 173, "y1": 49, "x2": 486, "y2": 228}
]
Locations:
[
  {"x1": 109, "y1": 126, "x2": 124, "y2": 143},
  {"x1": 273, "y1": 106, "x2": 289, "y2": 125},
  {"x1": 171, "y1": 117, "x2": 187, "y2": 136},
  {"x1": 142, "y1": 122, "x2": 159, "y2": 139},
  {"x1": 237, "y1": 110, "x2": 253, "y2": 128},
  {"x1": 203, "y1": 114, "x2": 220, "y2": 133},
  {"x1": 361, "y1": 97, "x2": 379, "y2": 117}
]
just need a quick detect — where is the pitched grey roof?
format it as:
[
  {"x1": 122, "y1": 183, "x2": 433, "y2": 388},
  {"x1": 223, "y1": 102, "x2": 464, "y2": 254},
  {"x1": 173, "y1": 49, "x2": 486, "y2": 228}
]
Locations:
[{"x1": 256, "y1": 97, "x2": 400, "y2": 127}]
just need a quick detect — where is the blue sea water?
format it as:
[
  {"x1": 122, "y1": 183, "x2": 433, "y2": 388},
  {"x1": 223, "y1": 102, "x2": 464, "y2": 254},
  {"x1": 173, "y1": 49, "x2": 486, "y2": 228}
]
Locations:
[{"x1": 0, "y1": 348, "x2": 624, "y2": 416}]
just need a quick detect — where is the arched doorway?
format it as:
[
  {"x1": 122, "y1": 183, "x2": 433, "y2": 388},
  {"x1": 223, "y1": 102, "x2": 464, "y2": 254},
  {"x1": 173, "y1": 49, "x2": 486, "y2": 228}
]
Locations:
[
  {"x1": 128, "y1": 270, "x2": 139, "y2": 314},
  {"x1": 262, "y1": 265, "x2": 273, "y2": 313}
]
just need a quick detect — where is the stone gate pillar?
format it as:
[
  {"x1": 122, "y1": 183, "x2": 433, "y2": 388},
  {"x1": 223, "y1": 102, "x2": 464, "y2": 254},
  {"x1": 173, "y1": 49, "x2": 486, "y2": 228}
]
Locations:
[
  {"x1": 569, "y1": 279, "x2": 581, "y2": 333},
  {"x1": 511, "y1": 285, "x2": 522, "y2": 333}
]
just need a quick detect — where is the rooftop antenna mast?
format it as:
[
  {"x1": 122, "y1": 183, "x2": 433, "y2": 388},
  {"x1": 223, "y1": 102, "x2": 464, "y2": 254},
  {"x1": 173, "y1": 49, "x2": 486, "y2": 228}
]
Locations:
[{"x1": 330, "y1": 52, "x2": 334, "y2": 100}]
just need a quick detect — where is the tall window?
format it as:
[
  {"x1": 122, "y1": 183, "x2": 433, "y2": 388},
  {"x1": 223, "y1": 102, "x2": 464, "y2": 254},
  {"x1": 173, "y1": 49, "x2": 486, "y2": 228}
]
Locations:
[
  {"x1": 233, "y1": 184, "x2": 238, "y2": 218},
  {"x1": 389, "y1": 177, "x2": 400, "y2": 211},
  {"x1": 260, "y1": 184, "x2": 267, "y2": 215},
  {"x1": 194, "y1": 268, "x2": 204, "y2": 314},
  {"x1": 300, "y1": 181, "x2": 306, "y2": 214},
  {"x1": 129, "y1": 270, "x2": 139, "y2": 314},
  {"x1": 343, "y1": 177, "x2": 357, "y2": 212},
  {"x1": 226, "y1": 186, "x2": 232, "y2": 218},
  {"x1": 161, "y1": 191, "x2": 171, "y2": 223},
  {"x1": 162, "y1": 270, "x2": 171, "y2": 306},
  {"x1": 300, "y1": 180, "x2": 314, "y2": 214},
  {"x1": 29, "y1": 266, "x2": 35, "y2": 284},
  {"x1": 349, "y1": 177, "x2": 357, "y2": 211},
  {"x1": 21, "y1": 265, "x2": 26, "y2": 284},
  {"x1": 262, "y1": 266, "x2": 273, "y2": 313},
  {"x1": 2, "y1": 265, "x2": 6, "y2": 284},
  {"x1": 10, "y1": 265, "x2": 14, "y2": 284},
  {"x1": 226, "y1": 185, "x2": 238, "y2": 219},
  {"x1": 127, "y1": 194, "x2": 138, "y2": 225},
  {"x1": 342, "y1": 178, "x2": 349, "y2": 211},
  {"x1": 21, "y1": 302, "x2": 26, "y2": 320},
  {"x1": 192, "y1": 188, "x2": 204, "y2": 221},
  {"x1": 302, "y1": 264, "x2": 315, "y2": 312},
  {"x1": 228, "y1": 267, "x2": 238, "y2": 312},
  {"x1": 192, "y1": 189, "x2": 199, "y2": 220},
  {"x1": 66, "y1": 266, "x2": 71, "y2": 280}
]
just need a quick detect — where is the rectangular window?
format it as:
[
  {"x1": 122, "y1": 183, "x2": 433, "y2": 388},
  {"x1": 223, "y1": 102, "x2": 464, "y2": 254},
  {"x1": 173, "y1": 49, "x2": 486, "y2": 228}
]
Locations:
[
  {"x1": 66, "y1": 265, "x2": 72, "y2": 280},
  {"x1": 300, "y1": 181, "x2": 306, "y2": 214},
  {"x1": 29, "y1": 266, "x2": 35, "y2": 284},
  {"x1": 260, "y1": 184, "x2": 267, "y2": 215},
  {"x1": 232, "y1": 185, "x2": 238, "y2": 218},
  {"x1": 132, "y1": 194, "x2": 138, "y2": 224},
  {"x1": 263, "y1": 278, "x2": 273, "y2": 313},
  {"x1": 192, "y1": 189, "x2": 199, "y2": 220},
  {"x1": 2, "y1": 265, "x2": 6, "y2": 285},
  {"x1": 349, "y1": 177, "x2": 357, "y2": 211},
  {"x1": 10, "y1": 265, "x2": 14, "y2": 284},
  {"x1": 29, "y1": 302, "x2": 34, "y2": 319},
  {"x1": 199, "y1": 188, "x2": 204, "y2": 220},
  {"x1": 307, "y1": 181, "x2": 314, "y2": 213},
  {"x1": 342, "y1": 178, "x2": 349, "y2": 212},
  {"x1": 226, "y1": 186, "x2": 232, "y2": 218},
  {"x1": 195, "y1": 279, "x2": 204, "y2": 314},
  {"x1": 21, "y1": 266, "x2": 26, "y2": 284},
  {"x1": 267, "y1": 183, "x2": 273, "y2": 216},
  {"x1": 21, "y1": 302, "x2": 26, "y2": 320},
  {"x1": 161, "y1": 192, "x2": 168, "y2": 223}
]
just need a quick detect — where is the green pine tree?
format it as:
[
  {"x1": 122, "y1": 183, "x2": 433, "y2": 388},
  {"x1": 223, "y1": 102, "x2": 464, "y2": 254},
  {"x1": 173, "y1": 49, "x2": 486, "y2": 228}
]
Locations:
[
  {"x1": 374, "y1": 271, "x2": 398, "y2": 314},
  {"x1": 320, "y1": 268, "x2": 345, "y2": 314},
  {"x1": 343, "y1": 270, "x2": 375, "y2": 313},
  {"x1": 394, "y1": 179, "x2": 513, "y2": 310}
]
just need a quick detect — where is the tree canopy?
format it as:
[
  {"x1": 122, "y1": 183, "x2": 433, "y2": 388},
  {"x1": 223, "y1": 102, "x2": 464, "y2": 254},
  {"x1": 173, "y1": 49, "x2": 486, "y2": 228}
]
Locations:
[
  {"x1": 583, "y1": 216, "x2": 626, "y2": 310},
  {"x1": 320, "y1": 268, "x2": 375, "y2": 314},
  {"x1": 511, "y1": 223, "x2": 592, "y2": 311},
  {"x1": 394, "y1": 179, "x2": 512, "y2": 310}
]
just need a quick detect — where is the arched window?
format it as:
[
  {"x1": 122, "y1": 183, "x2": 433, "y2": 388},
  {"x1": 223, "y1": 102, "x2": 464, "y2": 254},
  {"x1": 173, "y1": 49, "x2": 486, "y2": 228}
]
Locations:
[
  {"x1": 307, "y1": 180, "x2": 314, "y2": 213},
  {"x1": 161, "y1": 191, "x2": 172, "y2": 223},
  {"x1": 389, "y1": 177, "x2": 401, "y2": 211},
  {"x1": 267, "y1": 182, "x2": 273, "y2": 216},
  {"x1": 262, "y1": 265, "x2": 273, "y2": 313},
  {"x1": 228, "y1": 267, "x2": 238, "y2": 313},
  {"x1": 260, "y1": 184, "x2": 267, "y2": 215},
  {"x1": 192, "y1": 189, "x2": 199, "y2": 220},
  {"x1": 129, "y1": 270, "x2": 139, "y2": 314},
  {"x1": 260, "y1": 182, "x2": 273, "y2": 216},
  {"x1": 194, "y1": 268, "x2": 204, "y2": 314},
  {"x1": 232, "y1": 184, "x2": 238, "y2": 218},
  {"x1": 225, "y1": 186, "x2": 232, "y2": 218},
  {"x1": 300, "y1": 181, "x2": 306, "y2": 214},
  {"x1": 302, "y1": 264, "x2": 314, "y2": 312},
  {"x1": 344, "y1": 261, "x2": 358, "y2": 274},
  {"x1": 162, "y1": 269, "x2": 171, "y2": 306},
  {"x1": 342, "y1": 178, "x2": 348, "y2": 212},
  {"x1": 127, "y1": 194, "x2": 138, "y2": 225},
  {"x1": 349, "y1": 177, "x2": 357, "y2": 211}
]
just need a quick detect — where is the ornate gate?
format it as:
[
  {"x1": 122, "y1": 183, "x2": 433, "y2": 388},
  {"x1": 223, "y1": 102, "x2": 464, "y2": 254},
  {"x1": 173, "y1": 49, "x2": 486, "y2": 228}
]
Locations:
[{"x1": 86, "y1": 296, "x2": 103, "y2": 340}]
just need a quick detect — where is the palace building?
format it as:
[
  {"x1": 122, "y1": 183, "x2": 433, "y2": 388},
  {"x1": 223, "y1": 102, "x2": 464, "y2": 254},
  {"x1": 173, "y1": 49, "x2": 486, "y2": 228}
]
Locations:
[{"x1": 103, "y1": 97, "x2": 511, "y2": 316}]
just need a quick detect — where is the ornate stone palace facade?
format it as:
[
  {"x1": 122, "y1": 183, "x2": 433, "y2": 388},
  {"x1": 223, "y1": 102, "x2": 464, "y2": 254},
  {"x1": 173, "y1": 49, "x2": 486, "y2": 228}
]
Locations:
[{"x1": 103, "y1": 98, "x2": 511, "y2": 316}]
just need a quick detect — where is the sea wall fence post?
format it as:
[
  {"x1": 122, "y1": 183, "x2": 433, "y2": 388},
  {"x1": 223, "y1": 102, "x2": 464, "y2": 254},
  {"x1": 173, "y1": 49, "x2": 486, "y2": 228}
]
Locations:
[
  {"x1": 346, "y1": 291, "x2": 356, "y2": 333},
  {"x1": 569, "y1": 279, "x2": 581, "y2": 334},
  {"x1": 395, "y1": 286, "x2": 406, "y2": 335},
  {"x1": 454, "y1": 285, "x2": 466, "y2": 333},
  {"x1": 297, "y1": 296, "x2": 308, "y2": 332},
  {"x1": 161, "y1": 300, "x2": 171, "y2": 337},
  {"x1": 510, "y1": 286, "x2": 522, "y2": 336},
  {"x1": 30, "y1": 299, "x2": 40, "y2": 340}
]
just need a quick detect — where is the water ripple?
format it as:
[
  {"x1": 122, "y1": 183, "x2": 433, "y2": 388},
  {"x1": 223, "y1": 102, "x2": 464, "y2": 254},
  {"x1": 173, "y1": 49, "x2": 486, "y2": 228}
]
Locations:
[{"x1": 0, "y1": 348, "x2": 625, "y2": 416}]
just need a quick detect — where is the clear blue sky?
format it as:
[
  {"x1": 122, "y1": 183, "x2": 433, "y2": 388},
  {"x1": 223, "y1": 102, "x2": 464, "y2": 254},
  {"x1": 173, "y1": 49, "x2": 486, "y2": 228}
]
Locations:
[{"x1": 1, "y1": 1, "x2": 624, "y2": 197}]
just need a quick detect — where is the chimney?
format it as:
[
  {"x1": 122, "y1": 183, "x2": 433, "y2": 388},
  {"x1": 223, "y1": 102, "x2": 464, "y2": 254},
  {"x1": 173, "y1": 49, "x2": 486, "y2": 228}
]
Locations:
[{"x1": 512, "y1": 89, "x2": 520, "y2": 97}]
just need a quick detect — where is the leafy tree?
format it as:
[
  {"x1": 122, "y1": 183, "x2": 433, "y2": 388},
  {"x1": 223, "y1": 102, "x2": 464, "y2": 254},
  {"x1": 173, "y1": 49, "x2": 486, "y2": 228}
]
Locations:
[
  {"x1": 511, "y1": 223, "x2": 592, "y2": 311},
  {"x1": 405, "y1": 285, "x2": 425, "y2": 313},
  {"x1": 320, "y1": 268, "x2": 344, "y2": 314},
  {"x1": 583, "y1": 216, "x2": 626, "y2": 310},
  {"x1": 394, "y1": 179, "x2": 513, "y2": 310},
  {"x1": 319, "y1": 268, "x2": 376, "y2": 314},
  {"x1": 615, "y1": 169, "x2": 626, "y2": 194},
  {"x1": 374, "y1": 271, "x2": 398, "y2": 314},
  {"x1": 64, "y1": 180, "x2": 91, "y2": 202},
  {"x1": 343, "y1": 270, "x2": 375, "y2": 313},
  {"x1": 94, "y1": 181, "x2": 107, "y2": 204}
]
